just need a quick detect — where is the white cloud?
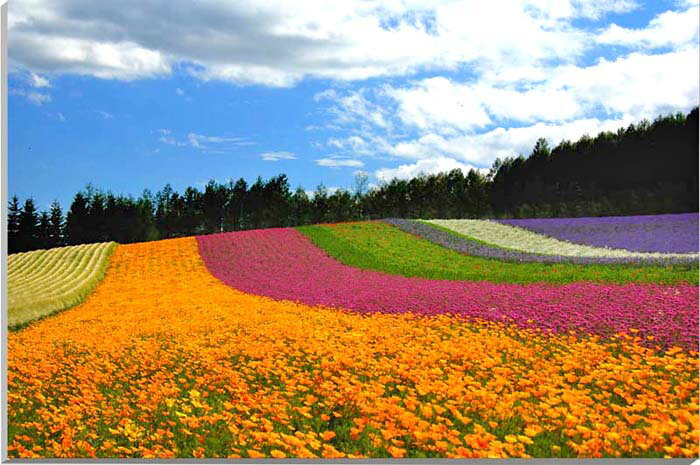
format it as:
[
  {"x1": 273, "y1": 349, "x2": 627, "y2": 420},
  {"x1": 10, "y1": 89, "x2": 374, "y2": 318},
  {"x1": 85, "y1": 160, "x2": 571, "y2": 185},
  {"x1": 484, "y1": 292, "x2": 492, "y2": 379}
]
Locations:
[
  {"x1": 313, "y1": 89, "x2": 338, "y2": 102},
  {"x1": 187, "y1": 133, "x2": 254, "y2": 148},
  {"x1": 29, "y1": 72, "x2": 50, "y2": 88},
  {"x1": 326, "y1": 135, "x2": 376, "y2": 156},
  {"x1": 571, "y1": 0, "x2": 638, "y2": 19},
  {"x1": 261, "y1": 151, "x2": 297, "y2": 161},
  {"x1": 547, "y1": 46, "x2": 699, "y2": 119},
  {"x1": 377, "y1": 45, "x2": 698, "y2": 129},
  {"x1": 159, "y1": 136, "x2": 186, "y2": 146},
  {"x1": 57, "y1": 112, "x2": 66, "y2": 121},
  {"x1": 375, "y1": 156, "x2": 487, "y2": 182},
  {"x1": 10, "y1": 88, "x2": 52, "y2": 105},
  {"x1": 7, "y1": 0, "x2": 635, "y2": 86},
  {"x1": 10, "y1": 34, "x2": 170, "y2": 80},
  {"x1": 95, "y1": 110, "x2": 113, "y2": 119},
  {"x1": 26, "y1": 91, "x2": 51, "y2": 105},
  {"x1": 158, "y1": 131, "x2": 255, "y2": 150},
  {"x1": 316, "y1": 157, "x2": 365, "y2": 168},
  {"x1": 175, "y1": 88, "x2": 185, "y2": 96},
  {"x1": 385, "y1": 77, "x2": 491, "y2": 133},
  {"x1": 597, "y1": 6, "x2": 699, "y2": 48},
  {"x1": 316, "y1": 41, "x2": 698, "y2": 169}
]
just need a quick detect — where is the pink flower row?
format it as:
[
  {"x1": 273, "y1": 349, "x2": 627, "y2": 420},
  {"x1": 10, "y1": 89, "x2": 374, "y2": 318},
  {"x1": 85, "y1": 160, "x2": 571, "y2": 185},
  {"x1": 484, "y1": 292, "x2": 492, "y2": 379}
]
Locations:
[{"x1": 197, "y1": 229, "x2": 698, "y2": 350}]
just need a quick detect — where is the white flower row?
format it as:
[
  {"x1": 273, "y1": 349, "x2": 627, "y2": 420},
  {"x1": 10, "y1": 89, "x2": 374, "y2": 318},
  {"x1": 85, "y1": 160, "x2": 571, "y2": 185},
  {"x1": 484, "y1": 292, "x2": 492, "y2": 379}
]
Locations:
[{"x1": 427, "y1": 219, "x2": 699, "y2": 259}]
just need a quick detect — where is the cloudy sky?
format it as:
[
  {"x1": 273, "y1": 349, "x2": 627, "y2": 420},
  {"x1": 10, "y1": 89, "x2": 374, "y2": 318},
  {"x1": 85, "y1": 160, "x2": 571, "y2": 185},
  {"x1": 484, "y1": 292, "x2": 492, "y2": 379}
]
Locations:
[{"x1": 8, "y1": 0, "x2": 699, "y2": 209}]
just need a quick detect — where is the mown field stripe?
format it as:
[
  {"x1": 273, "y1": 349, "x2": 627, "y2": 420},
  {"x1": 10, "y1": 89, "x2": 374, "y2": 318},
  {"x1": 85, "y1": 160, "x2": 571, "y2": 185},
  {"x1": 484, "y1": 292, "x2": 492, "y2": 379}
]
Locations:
[{"x1": 8, "y1": 242, "x2": 118, "y2": 328}]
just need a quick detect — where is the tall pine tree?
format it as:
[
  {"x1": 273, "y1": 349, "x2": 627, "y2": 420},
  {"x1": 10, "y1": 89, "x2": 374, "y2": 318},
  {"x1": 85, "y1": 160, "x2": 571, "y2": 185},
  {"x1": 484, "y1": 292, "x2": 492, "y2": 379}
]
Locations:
[
  {"x1": 66, "y1": 192, "x2": 89, "y2": 245},
  {"x1": 17, "y1": 198, "x2": 39, "y2": 252},
  {"x1": 38, "y1": 211, "x2": 51, "y2": 250},
  {"x1": 8, "y1": 196, "x2": 22, "y2": 253},
  {"x1": 48, "y1": 200, "x2": 65, "y2": 248}
]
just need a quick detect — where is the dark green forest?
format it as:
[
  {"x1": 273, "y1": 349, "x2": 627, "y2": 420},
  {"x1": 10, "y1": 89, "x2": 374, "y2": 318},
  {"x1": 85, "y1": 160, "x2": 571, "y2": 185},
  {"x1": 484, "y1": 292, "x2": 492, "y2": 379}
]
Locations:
[{"x1": 8, "y1": 107, "x2": 698, "y2": 253}]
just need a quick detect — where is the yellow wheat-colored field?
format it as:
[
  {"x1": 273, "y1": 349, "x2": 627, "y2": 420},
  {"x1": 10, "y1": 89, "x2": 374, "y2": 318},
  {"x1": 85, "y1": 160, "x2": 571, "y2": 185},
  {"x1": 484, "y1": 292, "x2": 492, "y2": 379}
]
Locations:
[{"x1": 8, "y1": 242, "x2": 117, "y2": 327}]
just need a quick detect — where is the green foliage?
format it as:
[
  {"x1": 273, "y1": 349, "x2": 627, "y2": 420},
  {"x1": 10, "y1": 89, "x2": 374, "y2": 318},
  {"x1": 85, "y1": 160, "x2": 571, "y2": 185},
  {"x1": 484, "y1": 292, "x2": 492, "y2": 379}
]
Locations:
[
  {"x1": 297, "y1": 222, "x2": 697, "y2": 285},
  {"x1": 490, "y1": 108, "x2": 699, "y2": 215}
]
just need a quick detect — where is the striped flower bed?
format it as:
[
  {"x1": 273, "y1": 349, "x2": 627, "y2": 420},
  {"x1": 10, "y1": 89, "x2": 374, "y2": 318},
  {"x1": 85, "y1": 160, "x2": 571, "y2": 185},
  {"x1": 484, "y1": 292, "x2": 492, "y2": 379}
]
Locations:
[
  {"x1": 385, "y1": 218, "x2": 699, "y2": 266},
  {"x1": 197, "y1": 228, "x2": 697, "y2": 350},
  {"x1": 428, "y1": 219, "x2": 698, "y2": 259},
  {"x1": 8, "y1": 237, "x2": 699, "y2": 459},
  {"x1": 497, "y1": 213, "x2": 699, "y2": 254}
]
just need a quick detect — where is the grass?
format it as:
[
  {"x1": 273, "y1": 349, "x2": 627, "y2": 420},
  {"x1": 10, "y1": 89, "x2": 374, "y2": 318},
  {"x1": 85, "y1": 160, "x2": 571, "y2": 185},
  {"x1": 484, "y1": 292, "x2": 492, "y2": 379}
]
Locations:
[
  {"x1": 8, "y1": 242, "x2": 117, "y2": 328},
  {"x1": 297, "y1": 221, "x2": 698, "y2": 285}
]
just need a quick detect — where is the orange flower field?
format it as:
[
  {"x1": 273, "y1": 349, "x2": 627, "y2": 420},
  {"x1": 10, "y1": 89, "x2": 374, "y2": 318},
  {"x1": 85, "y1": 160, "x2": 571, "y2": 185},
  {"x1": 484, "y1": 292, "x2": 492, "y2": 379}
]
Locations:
[{"x1": 8, "y1": 237, "x2": 699, "y2": 458}]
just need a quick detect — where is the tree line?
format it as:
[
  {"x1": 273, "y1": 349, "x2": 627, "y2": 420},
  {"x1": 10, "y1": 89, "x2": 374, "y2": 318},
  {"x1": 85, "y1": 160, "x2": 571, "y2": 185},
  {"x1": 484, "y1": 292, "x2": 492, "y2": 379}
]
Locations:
[{"x1": 8, "y1": 107, "x2": 698, "y2": 253}]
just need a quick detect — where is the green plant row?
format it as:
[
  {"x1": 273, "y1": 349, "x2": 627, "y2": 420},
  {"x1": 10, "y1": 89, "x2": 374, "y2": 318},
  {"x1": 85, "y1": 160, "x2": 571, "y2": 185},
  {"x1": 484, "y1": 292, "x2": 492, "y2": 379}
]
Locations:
[{"x1": 297, "y1": 222, "x2": 698, "y2": 285}]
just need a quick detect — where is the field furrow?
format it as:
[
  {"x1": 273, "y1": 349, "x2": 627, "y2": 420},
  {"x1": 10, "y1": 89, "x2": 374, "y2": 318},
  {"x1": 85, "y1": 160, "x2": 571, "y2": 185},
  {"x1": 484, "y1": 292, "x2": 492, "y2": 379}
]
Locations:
[{"x1": 8, "y1": 242, "x2": 117, "y2": 328}]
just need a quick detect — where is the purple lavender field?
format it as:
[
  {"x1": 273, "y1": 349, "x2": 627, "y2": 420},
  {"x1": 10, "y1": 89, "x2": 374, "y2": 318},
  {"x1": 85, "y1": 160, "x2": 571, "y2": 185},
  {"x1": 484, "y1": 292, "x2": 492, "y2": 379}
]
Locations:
[{"x1": 498, "y1": 213, "x2": 698, "y2": 254}]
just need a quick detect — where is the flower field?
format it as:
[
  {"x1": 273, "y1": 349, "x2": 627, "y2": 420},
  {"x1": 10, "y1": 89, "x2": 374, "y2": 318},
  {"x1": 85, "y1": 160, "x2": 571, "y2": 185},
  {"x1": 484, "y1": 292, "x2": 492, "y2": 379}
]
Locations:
[
  {"x1": 8, "y1": 241, "x2": 116, "y2": 328},
  {"x1": 498, "y1": 213, "x2": 699, "y2": 254},
  {"x1": 386, "y1": 218, "x2": 698, "y2": 266},
  {"x1": 427, "y1": 219, "x2": 697, "y2": 259},
  {"x1": 7, "y1": 215, "x2": 699, "y2": 458},
  {"x1": 300, "y1": 221, "x2": 697, "y2": 284},
  {"x1": 199, "y1": 226, "x2": 697, "y2": 350}
]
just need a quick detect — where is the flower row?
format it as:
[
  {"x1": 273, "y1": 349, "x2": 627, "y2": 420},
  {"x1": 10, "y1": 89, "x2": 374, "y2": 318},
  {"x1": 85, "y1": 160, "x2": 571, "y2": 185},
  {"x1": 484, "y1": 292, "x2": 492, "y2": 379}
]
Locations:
[
  {"x1": 9, "y1": 237, "x2": 698, "y2": 458},
  {"x1": 386, "y1": 218, "x2": 698, "y2": 266},
  {"x1": 428, "y1": 219, "x2": 697, "y2": 259},
  {"x1": 198, "y1": 228, "x2": 698, "y2": 350},
  {"x1": 497, "y1": 213, "x2": 698, "y2": 254}
]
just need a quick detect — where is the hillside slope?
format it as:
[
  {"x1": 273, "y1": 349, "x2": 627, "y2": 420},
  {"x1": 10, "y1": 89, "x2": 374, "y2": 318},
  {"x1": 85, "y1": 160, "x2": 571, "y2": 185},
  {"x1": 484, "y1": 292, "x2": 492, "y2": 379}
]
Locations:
[{"x1": 8, "y1": 242, "x2": 117, "y2": 328}]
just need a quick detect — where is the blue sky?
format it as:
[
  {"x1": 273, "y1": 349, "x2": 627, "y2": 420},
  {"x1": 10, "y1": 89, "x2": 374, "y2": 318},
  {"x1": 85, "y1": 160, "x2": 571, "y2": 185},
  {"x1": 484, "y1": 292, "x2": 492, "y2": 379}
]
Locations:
[{"x1": 8, "y1": 0, "x2": 699, "y2": 211}]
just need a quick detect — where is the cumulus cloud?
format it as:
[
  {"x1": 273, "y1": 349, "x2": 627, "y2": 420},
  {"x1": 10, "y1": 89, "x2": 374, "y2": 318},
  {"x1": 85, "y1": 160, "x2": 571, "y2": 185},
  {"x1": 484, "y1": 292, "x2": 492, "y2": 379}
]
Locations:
[
  {"x1": 375, "y1": 157, "x2": 487, "y2": 182},
  {"x1": 385, "y1": 77, "x2": 491, "y2": 133},
  {"x1": 317, "y1": 41, "x2": 698, "y2": 168},
  {"x1": 261, "y1": 151, "x2": 297, "y2": 161},
  {"x1": 597, "y1": 6, "x2": 699, "y2": 48},
  {"x1": 386, "y1": 117, "x2": 634, "y2": 165},
  {"x1": 7, "y1": 0, "x2": 638, "y2": 85},
  {"x1": 29, "y1": 72, "x2": 50, "y2": 88}
]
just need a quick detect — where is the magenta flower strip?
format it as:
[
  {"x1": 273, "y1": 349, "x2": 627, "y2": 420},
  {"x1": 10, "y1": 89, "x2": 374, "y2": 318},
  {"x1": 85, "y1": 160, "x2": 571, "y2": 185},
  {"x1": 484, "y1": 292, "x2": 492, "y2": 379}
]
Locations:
[{"x1": 197, "y1": 229, "x2": 698, "y2": 350}]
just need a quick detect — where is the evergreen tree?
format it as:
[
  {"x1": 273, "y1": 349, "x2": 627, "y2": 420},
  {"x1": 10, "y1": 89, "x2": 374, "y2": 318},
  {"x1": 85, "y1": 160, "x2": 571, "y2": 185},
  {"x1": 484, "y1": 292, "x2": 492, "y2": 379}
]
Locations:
[
  {"x1": 48, "y1": 200, "x2": 65, "y2": 247},
  {"x1": 66, "y1": 192, "x2": 90, "y2": 245},
  {"x1": 38, "y1": 211, "x2": 51, "y2": 249},
  {"x1": 8, "y1": 196, "x2": 22, "y2": 254},
  {"x1": 17, "y1": 198, "x2": 39, "y2": 252}
]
